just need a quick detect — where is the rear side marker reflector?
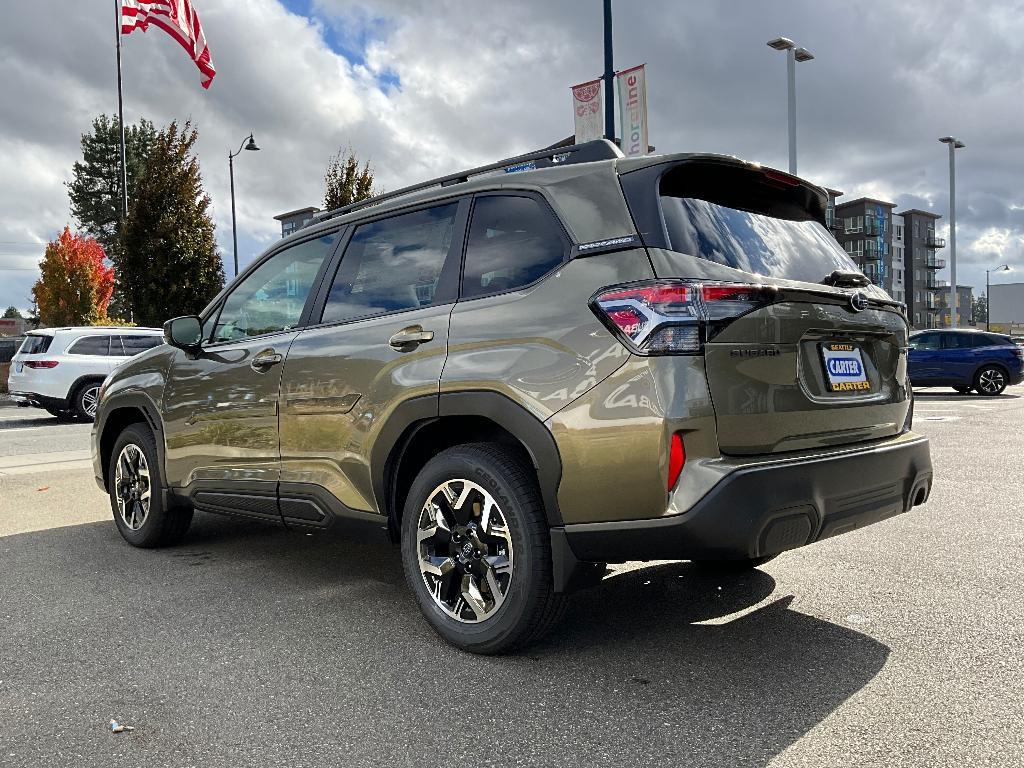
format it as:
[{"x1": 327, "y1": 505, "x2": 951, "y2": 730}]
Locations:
[
  {"x1": 592, "y1": 280, "x2": 777, "y2": 355},
  {"x1": 668, "y1": 433, "x2": 686, "y2": 490}
]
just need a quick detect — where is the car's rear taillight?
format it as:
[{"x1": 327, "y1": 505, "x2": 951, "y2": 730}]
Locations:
[
  {"x1": 592, "y1": 280, "x2": 777, "y2": 354},
  {"x1": 24, "y1": 360, "x2": 59, "y2": 369}
]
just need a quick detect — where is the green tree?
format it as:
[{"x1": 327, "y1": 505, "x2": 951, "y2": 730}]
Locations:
[
  {"x1": 2, "y1": 306, "x2": 21, "y2": 318},
  {"x1": 67, "y1": 114, "x2": 157, "y2": 319},
  {"x1": 972, "y1": 294, "x2": 988, "y2": 325},
  {"x1": 323, "y1": 147, "x2": 375, "y2": 210},
  {"x1": 120, "y1": 121, "x2": 223, "y2": 326}
]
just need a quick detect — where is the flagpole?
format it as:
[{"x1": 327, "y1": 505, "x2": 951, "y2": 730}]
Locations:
[{"x1": 114, "y1": 0, "x2": 128, "y2": 219}]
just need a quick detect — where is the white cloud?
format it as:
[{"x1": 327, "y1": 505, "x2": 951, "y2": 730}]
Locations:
[{"x1": 2, "y1": 0, "x2": 1024, "y2": 311}]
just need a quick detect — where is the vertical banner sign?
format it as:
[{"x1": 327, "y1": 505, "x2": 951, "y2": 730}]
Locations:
[
  {"x1": 571, "y1": 79, "x2": 604, "y2": 143},
  {"x1": 617, "y1": 64, "x2": 649, "y2": 156}
]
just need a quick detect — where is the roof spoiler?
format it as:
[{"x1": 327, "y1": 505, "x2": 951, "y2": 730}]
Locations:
[{"x1": 310, "y1": 139, "x2": 624, "y2": 227}]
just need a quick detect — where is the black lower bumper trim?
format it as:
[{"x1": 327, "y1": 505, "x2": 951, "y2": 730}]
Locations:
[{"x1": 561, "y1": 435, "x2": 933, "y2": 563}]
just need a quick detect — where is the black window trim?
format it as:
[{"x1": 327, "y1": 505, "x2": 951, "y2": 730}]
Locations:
[
  {"x1": 201, "y1": 226, "x2": 346, "y2": 349},
  {"x1": 304, "y1": 197, "x2": 471, "y2": 332},
  {"x1": 456, "y1": 190, "x2": 572, "y2": 303},
  {"x1": 66, "y1": 334, "x2": 112, "y2": 356}
]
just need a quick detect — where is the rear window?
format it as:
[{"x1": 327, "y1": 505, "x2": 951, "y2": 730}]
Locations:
[
  {"x1": 18, "y1": 334, "x2": 52, "y2": 355},
  {"x1": 660, "y1": 195, "x2": 857, "y2": 283}
]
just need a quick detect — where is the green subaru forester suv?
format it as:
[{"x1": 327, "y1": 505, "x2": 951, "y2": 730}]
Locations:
[{"x1": 92, "y1": 140, "x2": 933, "y2": 653}]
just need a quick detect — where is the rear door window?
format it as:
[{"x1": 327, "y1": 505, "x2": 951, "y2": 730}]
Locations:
[
  {"x1": 18, "y1": 335, "x2": 52, "y2": 355},
  {"x1": 461, "y1": 195, "x2": 567, "y2": 299},
  {"x1": 67, "y1": 335, "x2": 111, "y2": 356},
  {"x1": 320, "y1": 204, "x2": 459, "y2": 324}
]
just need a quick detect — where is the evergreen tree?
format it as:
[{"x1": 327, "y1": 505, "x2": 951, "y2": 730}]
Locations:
[
  {"x1": 120, "y1": 121, "x2": 224, "y2": 327},
  {"x1": 323, "y1": 147, "x2": 375, "y2": 210},
  {"x1": 67, "y1": 114, "x2": 157, "y2": 318},
  {"x1": 2, "y1": 306, "x2": 22, "y2": 318}
]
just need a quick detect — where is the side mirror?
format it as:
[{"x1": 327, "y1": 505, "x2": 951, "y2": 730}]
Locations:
[{"x1": 164, "y1": 316, "x2": 203, "y2": 350}]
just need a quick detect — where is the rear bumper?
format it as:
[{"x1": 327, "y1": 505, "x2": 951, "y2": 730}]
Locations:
[
  {"x1": 558, "y1": 432, "x2": 932, "y2": 565},
  {"x1": 8, "y1": 391, "x2": 69, "y2": 411}
]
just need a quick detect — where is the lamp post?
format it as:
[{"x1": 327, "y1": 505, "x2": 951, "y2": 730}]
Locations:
[
  {"x1": 229, "y1": 133, "x2": 260, "y2": 277},
  {"x1": 986, "y1": 264, "x2": 1010, "y2": 331},
  {"x1": 767, "y1": 37, "x2": 814, "y2": 175},
  {"x1": 939, "y1": 136, "x2": 965, "y2": 327}
]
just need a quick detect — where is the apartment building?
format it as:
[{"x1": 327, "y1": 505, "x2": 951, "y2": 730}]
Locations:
[
  {"x1": 832, "y1": 197, "x2": 953, "y2": 329},
  {"x1": 899, "y1": 209, "x2": 946, "y2": 329}
]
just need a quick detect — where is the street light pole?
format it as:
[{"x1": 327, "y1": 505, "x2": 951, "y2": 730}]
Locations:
[
  {"x1": 986, "y1": 264, "x2": 1010, "y2": 332},
  {"x1": 603, "y1": 0, "x2": 615, "y2": 143},
  {"x1": 940, "y1": 136, "x2": 964, "y2": 328},
  {"x1": 767, "y1": 38, "x2": 814, "y2": 175},
  {"x1": 228, "y1": 133, "x2": 260, "y2": 278}
]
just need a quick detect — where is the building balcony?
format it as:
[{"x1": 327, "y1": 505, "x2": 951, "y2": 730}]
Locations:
[
  {"x1": 924, "y1": 293, "x2": 942, "y2": 311},
  {"x1": 860, "y1": 250, "x2": 883, "y2": 262},
  {"x1": 924, "y1": 256, "x2": 947, "y2": 270},
  {"x1": 926, "y1": 279, "x2": 949, "y2": 291},
  {"x1": 926, "y1": 235, "x2": 946, "y2": 248}
]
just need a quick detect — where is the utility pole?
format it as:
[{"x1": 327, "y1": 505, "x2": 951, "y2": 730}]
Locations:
[{"x1": 603, "y1": 0, "x2": 615, "y2": 143}]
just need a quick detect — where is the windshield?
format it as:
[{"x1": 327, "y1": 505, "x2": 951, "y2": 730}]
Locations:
[{"x1": 661, "y1": 195, "x2": 859, "y2": 283}]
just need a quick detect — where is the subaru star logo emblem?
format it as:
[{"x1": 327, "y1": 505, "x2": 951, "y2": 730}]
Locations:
[{"x1": 849, "y1": 292, "x2": 869, "y2": 312}]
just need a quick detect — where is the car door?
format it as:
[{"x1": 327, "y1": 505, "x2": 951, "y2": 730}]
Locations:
[
  {"x1": 161, "y1": 231, "x2": 340, "y2": 514},
  {"x1": 907, "y1": 332, "x2": 942, "y2": 382},
  {"x1": 278, "y1": 200, "x2": 465, "y2": 522},
  {"x1": 941, "y1": 332, "x2": 978, "y2": 384}
]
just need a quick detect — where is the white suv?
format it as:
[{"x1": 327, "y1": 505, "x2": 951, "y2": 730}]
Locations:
[{"x1": 8, "y1": 327, "x2": 163, "y2": 421}]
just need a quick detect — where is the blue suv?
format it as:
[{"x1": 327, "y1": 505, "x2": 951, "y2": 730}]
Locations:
[{"x1": 908, "y1": 329, "x2": 1024, "y2": 395}]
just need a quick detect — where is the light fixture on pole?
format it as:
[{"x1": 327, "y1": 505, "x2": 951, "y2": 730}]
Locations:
[
  {"x1": 939, "y1": 136, "x2": 965, "y2": 327},
  {"x1": 229, "y1": 133, "x2": 260, "y2": 278},
  {"x1": 767, "y1": 37, "x2": 814, "y2": 175},
  {"x1": 985, "y1": 263, "x2": 1010, "y2": 331}
]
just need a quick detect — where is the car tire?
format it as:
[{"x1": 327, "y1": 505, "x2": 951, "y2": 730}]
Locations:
[
  {"x1": 689, "y1": 555, "x2": 778, "y2": 572},
  {"x1": 108, "y1": 423, "x2": 193, "y2": 548},
  {"x1": 400, "y1": 443, "x2": 565, "y2": 654},
  {"x1": 72, "y1": 380, "x2": 103, "y2": 421},
  {"x1": 973, "y1": 365, "x2": 1008, "y2": 396},
  {"x1": 953, "y1": 386, "x2": 972, "y2": 394}
]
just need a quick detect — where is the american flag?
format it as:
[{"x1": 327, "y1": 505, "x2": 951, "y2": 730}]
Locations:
[{"x1": 121, "y1": 0, "x2": 216, "y2": 89}]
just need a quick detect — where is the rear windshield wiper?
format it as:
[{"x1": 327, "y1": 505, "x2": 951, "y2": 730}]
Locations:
[{"x1": 821, "y1": 270, "x2": 870, "y2": 288}]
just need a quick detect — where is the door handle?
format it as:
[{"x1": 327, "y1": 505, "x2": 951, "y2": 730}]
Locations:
[
  {"x1": 250, "y1": 350, "x2": 283, "y2": 372},
  {"x1": 389, "y1": 327, "x2": 434, "y2": 351}
]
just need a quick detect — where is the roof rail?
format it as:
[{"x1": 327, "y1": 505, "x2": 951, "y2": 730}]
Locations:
[{"x1": 309, "y1": 139, "x2": 624, "y2": 226}]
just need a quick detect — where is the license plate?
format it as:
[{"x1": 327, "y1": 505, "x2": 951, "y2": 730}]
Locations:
[
  {"x1": 821, "y1": 343, "x2": 871, "y2": 392},
  {"x1": 15, "y1": 363, "x2": 23, "y2": 373}
]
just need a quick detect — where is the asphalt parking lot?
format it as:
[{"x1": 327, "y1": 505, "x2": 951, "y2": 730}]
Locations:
[{"x1": 1, "y1": 390, "x2": 1021, "y2": 768}]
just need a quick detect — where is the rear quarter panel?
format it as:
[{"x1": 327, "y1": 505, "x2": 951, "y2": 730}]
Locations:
[{"x1": 441, "y1": 249, "x2": 654, "y2": 420}]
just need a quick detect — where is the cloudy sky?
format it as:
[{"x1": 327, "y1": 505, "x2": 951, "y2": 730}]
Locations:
[{"x1": 1, "y1": 0, "x2": 1022, "y2": 314}]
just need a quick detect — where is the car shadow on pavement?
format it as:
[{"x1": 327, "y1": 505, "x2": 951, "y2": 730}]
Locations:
[{"x1": 0, "y1": 513, "x2": 890, "y2": 768}]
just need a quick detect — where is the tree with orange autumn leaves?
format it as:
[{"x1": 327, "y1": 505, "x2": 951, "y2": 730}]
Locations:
[{"x1": 32, "y1": 227, "x2": 115, "y2": 327}]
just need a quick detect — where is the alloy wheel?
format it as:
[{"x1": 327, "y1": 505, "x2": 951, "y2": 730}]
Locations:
[
  {"x1": 416, "y1": 479, "x2": 514, "y2": 623},
  {"x1": 977, "y1": 368, "x2": 1006, "y2": 395},
  {"x1": 114, "y1": 443, "x2": 151, "y2": 531},
  {"x1": 81, "y1": 385, "x2": 100, "y2": 418}
]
